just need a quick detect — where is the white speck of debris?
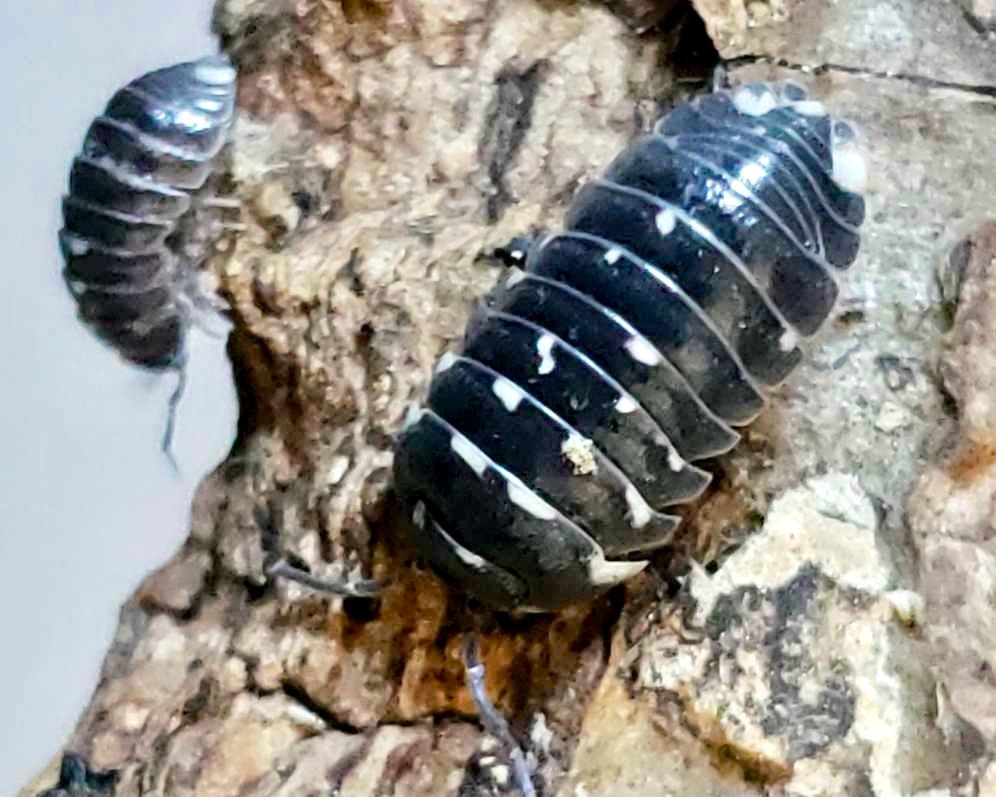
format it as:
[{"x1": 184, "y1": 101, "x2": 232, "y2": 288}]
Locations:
[
  {"x1": 327, "y1": 455, "x2": 350, "y2": 485},
  {"x1": 531, "y1": 713, "x2": 554, "y2": 754},
  {"x1": 874, "y1": 401, "x2": 910, "y2": 433},
  {"x1": 885, "y1": 589, "x2": 925, "y2": 627},
  {"x1": 605, "y1": 248, "x2": 622, "y2": 264},
  {"x1": 285, "y1": 702, "x2": 327, "y2": 731},
  {"x1": 537, "y1": 334, "x2": 556, "y2": 375},
  {"x1": 655, "y1": 208, "x2": 676, "y2": 236},
  {"x1": 779, "y1": 328, "x2": 799, "y2": 352},
  {"x1": 562, "y1": 434, "x2": 596, "y2": 475},
  {"x1": 491, "y1": 765, "x2": 510, "y2": 786}
]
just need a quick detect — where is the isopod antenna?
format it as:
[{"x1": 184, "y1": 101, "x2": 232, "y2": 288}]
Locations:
[{"x1": 464, "y1": 636, "x2": 537, "y2": 797}]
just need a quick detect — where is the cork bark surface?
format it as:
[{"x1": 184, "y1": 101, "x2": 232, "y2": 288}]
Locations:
[{"x1": 23, "y1": 1, "x2": 996, "y2": 795}]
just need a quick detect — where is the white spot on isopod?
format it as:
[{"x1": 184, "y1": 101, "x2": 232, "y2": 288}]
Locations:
[
  {"x1": 604, "y1": 248, "x2": 622, "y2": 264},
  {"x1": 492, "y1": 377, "x2": 525, "y2": 411},
  {"x1": 506, "y1": 479, "x2": 557, "y2": 520},
  {"x1": 448, "y1": 534, "x2": 491, "y2": 570},
  {"x1": 194, "y1": 97, "x2": 225, "y2": 113},
  {"x1": 403, "y1": 404, "x2": 424, "y2": 429},
  {"x1": 450, "y1": 434, "x2": 488, "y2": 476},
  {"x1": 624, "y1": 336, "x2": 662, "y2": 366},
  {"x1": 65, "y1": 235, "x2": 90, "y2": 256},
  {"x1": 503, "y1": 268, "x2": 528, "y2": 288},
  {"x1": 655, "y1": 208, "x2": 676, "y2": 236},
  {"x1": 732, "y1": 84, "x2": 778, "y2": 117},
  {"x1": 667, "y1": 446, "x2": 684, "y2": 472},
  {"x1": 432, "y1": 516, "x2": 491, "y2": 570},
  {"x1": 832, "y1": 141, "x2": 867, "y2": 194},
  {"x1": 536, "y1": 334, "x2": 556, "y2": 375},
  {"x1": 195, "y1": 59, "x2": 237, "y2": 86},
  {"x1": 791, "y1": 100, "x2": 827, "y2": 117},
  {"x1": 625, "y1": 485, "x2": 652, "y2": 528},
  {"x1": 587, "y1": 550, "x2": 648, "y2": 586},
  {"x1": 615, "y1": 394, "x2": 638, "y2": 414},
  {"x1": 435, "y1": 351, "x2": 458, "y2": 374}
]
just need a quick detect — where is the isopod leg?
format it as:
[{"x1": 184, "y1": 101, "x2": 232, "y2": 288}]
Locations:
[
  {"x1": 266, "y1": 559, "x2": 383, "y2": 599},
  {"x1": 464, "y1": 636, "x2": 537, "y2": 797},
  {"x1": 161, "y1": 357, "x2": 187, "y2": 474},
  {"x1": 253, "y1": 505, "x2": 383, "y2": 600},
  {"x1": 180, "y1": 268, "x2": 233, "y2": 339},
  {"x1": 711, "y1": 62, "x2": 731, "y2": 92}
]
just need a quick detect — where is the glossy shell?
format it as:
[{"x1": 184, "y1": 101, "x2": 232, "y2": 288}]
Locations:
[
  {"x1": 59, "y1": 55, "x2": 237, "y2": 369},
  {"x1": 393, "y1": 81, "x2": 867, "y2": 612}
]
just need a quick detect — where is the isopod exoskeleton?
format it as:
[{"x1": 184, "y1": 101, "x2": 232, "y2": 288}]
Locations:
[
  {"x1": 58, "y1": 54, "x2": 238, "y2": 461},
  {"x1": 393, "y1": 81, "x2": 867, "y2": 612}
]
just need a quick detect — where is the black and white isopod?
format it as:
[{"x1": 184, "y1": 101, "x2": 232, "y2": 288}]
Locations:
[
  {"x1": 394, "y1": 81, "x2": 867, "y2": 612},
  {"x1": 58, "y1": 55, "x2": 238, "y2": 460}
]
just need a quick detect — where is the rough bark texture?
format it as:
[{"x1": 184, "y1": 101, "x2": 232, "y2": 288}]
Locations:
[{"x1": 22, "y1": 1, "x2": 996, "y2": 795}]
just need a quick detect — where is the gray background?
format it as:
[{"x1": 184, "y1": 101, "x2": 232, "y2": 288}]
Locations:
[{"x1": 0, "y1": 1, "x2": 237, "y2": 790}]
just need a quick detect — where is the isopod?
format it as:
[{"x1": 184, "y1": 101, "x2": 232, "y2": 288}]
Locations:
[
  {"x1": 37, "y1": 753, "x2": 117, "y2": 797},
  {"x1": 58, "y1": 54, "x2": 239, "y2": 463},
  {"x1": 393, "y1": 80, "x2": 867, "y2": 612}
]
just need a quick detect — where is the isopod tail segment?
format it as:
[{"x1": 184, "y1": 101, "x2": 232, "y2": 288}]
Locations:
[
  {"x1": 394, "y1": 79, "x2": 866, "y2": 613},
  {"x1": 58, "y1": 53, "x2": 240, "y2": 469}
]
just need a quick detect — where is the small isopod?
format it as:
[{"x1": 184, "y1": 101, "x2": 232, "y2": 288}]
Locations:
[
  {"x1": 394, "y1": 80, "x2": 867, "y2": 613},
  {"x1": 37, "y1": 753, "x2": 117, "y2": 797},
  {"x1": 59, "y1": 54, "x2": 239, "y2": 464}
]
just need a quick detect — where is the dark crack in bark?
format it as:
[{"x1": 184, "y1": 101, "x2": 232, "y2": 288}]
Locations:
[{"x1": 479, "y1": 59, "x2": 549, "y2": 223}]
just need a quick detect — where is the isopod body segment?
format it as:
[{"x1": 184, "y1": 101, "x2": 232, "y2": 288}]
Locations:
[{"x1": 393, "y1": 81, "x2": 867, "y2": 612}]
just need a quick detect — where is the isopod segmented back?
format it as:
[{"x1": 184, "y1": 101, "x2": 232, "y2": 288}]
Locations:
[
  {"x1": 393, "y1": 81, "x2": 867, "y2": 612},
  {"x1": 59, "y1": 55, "x2": 237, "y2": 371}
]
